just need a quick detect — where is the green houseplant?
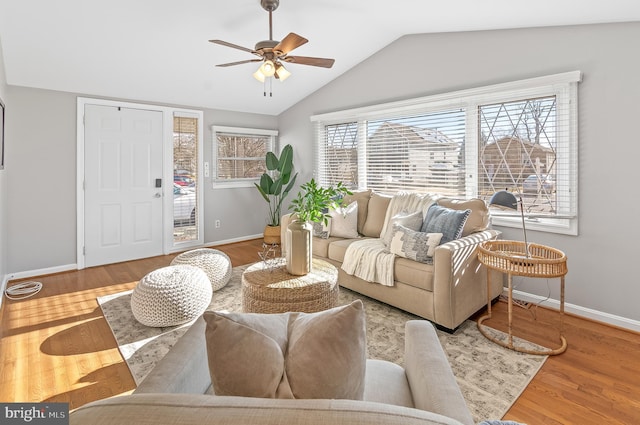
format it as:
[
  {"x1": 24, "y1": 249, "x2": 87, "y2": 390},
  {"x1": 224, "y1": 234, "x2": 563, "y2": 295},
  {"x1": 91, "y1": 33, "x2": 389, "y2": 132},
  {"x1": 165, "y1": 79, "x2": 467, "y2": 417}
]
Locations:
[
  {"x1": 254, "y1": 144, "x2": 298, "y2": 243},
  {"x1": 286, "y1": 178, "x2": 351, "y2": 275},
  {"x1": 289, "y1": 178, "x2": 352, "y2": 224}
]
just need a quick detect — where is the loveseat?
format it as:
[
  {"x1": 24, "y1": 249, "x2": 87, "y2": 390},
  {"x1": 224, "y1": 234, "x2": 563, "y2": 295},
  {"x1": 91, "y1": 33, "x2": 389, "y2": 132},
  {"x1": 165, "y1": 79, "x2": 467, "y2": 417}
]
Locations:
[
  {"x1": 281, "y1": 190, "x2": 503, "y2": 331},
  {"x1": 69, "y1": 311, "x2": 475, "y2": 425}
]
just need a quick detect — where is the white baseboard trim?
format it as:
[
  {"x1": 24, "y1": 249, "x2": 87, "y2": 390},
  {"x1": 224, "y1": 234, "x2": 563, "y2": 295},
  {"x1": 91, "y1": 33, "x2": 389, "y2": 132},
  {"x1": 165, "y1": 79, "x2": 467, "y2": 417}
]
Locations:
[
  {"x1": 512, "y1": 289, "x2": 640, "y2": 333},
  {"x1": 7, "y1": 264, "x2": 78, "y2": 281},
  {"x1": 204, "y1": 234, "x2": 263, "y2": 248}
]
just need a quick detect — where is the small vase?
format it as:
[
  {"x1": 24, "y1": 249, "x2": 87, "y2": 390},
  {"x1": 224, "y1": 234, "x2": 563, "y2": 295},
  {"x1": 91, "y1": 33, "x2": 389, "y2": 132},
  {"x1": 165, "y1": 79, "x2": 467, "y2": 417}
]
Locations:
[
  {"x1": 263, "y1": 225, "x2": 281, "y2": 245},
  {"x1": 286, "y1": 220, "x2": 312, "y2": 275}
]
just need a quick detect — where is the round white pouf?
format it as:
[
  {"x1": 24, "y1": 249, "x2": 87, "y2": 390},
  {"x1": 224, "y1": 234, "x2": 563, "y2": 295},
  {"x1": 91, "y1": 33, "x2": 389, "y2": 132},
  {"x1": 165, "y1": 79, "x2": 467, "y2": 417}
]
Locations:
[
  {"x1": 170, "y1": 248, "x2": 233, "y2": 291},
  {"x1": 131, "y1": 265, "x2": 212, "y2": 327}
]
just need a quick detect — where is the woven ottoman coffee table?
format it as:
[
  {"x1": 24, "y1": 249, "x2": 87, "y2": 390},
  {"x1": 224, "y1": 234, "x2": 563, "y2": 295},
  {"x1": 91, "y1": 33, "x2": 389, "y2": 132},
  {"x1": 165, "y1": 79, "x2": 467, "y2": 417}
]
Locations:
[
  {"x1": 241, "y1": 258, "x2": 339, "y2": 314},
  {"x1": 170, "y1": 248, "x2": 232, "y2": 291}
]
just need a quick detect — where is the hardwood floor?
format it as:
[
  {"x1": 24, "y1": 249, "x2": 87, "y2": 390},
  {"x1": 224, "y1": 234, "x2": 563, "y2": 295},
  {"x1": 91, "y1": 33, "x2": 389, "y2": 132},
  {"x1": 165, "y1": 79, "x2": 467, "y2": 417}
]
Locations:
[{"x1": 1, "y1": 238, "x2": 639, "y2": 424}]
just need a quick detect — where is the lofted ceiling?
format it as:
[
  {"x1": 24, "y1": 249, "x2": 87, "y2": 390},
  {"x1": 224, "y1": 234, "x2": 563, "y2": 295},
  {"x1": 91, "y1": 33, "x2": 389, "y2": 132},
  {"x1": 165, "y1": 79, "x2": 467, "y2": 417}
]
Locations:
[{"x1": 1, "y1": 0, "x2": 639, "y2": 116}]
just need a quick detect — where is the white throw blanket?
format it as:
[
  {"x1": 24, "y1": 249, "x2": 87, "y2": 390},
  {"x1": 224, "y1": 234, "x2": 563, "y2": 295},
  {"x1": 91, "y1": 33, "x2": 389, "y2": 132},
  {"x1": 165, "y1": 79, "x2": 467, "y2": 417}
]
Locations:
[{"x1": 341, "y1": 192, "x2": 439, "y2": 286}]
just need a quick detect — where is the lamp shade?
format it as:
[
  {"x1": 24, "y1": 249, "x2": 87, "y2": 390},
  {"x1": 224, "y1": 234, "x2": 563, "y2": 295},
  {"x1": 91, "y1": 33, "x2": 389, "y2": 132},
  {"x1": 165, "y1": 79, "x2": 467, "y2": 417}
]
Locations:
[
  {"x1": 275, "y1": 63, "x2": 291, "y2": 81},
  {"x1": 253, "y1": 68, "x2": 266, "y2": 82},
  {"x1": 260, "y1": 60, "x2": 276, "y2": 77},
  {"x1": 489, "y1": 190, "x2": 518, "y2": 211}
]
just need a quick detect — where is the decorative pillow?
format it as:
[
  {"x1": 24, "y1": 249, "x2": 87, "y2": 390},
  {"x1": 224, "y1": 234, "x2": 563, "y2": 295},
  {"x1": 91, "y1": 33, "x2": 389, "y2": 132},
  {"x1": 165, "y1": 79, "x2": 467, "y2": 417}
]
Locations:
[
  {"x1": 342, "y1": 189, "x2": 372, "y2": 235},
  {"x1": 388, "y1": 224, "x2": 443, "y2": 262},
  {"x1": 421, "y1": 204, "x2": 471, "y2": 245},
  {"x1": 437, "y1": 197, "x2": 489, "y2": 237},
  {"x1": 312, "y1": 220, "x2": 330, "y2": 239},
  {"x1": 328, "y1": 201, "x2": 359, "y2": 238},
  {"x1": 203, "y1": 300, "x2": 367, "y2": 400},
  {"x1": 382, "y1": 211, "x2": 423, "y2": 247},
  {"x1": 361, "y1": 193, "x2": 392, "y2": 238}
]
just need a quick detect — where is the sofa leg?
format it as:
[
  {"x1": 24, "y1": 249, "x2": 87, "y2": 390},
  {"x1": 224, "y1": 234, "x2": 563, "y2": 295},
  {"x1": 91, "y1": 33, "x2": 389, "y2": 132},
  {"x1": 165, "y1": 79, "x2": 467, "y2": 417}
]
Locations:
[{"x1": 434, "y1": 323, "x2": 458, "y2": 334}]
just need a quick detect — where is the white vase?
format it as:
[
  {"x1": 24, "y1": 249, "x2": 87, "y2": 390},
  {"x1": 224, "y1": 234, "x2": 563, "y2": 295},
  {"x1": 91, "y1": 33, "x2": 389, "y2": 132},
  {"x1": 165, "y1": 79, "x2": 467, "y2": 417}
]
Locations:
[{"x1": 286, "y1": 220, "x2": 312, "y2": 275}]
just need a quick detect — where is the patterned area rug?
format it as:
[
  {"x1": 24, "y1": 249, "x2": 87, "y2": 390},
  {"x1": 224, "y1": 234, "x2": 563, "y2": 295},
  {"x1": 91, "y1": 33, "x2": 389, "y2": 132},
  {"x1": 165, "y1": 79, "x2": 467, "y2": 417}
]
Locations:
[{"x1": 98, "y1": 264, "x2": 547, "y2": 423}]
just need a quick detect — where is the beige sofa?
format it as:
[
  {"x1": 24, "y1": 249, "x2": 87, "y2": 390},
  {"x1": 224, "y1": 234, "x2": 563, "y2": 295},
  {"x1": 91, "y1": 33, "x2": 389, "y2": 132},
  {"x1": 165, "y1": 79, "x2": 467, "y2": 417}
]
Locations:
[
  {"x1": 281, "y1": 191, "x2": 503, "y2": 332},
  {"x1": 70, "y1": 317, "x2": 475, "y2": 425}
]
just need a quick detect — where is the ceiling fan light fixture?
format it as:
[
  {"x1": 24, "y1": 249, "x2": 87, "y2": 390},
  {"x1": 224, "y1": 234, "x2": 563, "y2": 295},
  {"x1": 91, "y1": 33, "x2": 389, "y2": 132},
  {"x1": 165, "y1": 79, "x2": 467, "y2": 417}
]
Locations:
[
  {"x1": 253, "y1": 68, "x2": 266, "y2": 82},
  {"x1": 275, "y1": 63, "x2": 291, "y2": 81},
  {"x1": 260, "y1": 60, "x2": 276, "y2": 77}
]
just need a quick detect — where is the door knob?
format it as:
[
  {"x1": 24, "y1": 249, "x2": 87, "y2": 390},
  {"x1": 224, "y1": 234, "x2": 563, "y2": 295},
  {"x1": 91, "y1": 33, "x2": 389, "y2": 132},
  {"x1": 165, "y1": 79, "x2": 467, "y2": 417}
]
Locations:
[{"x1": 154, "y1": 193, "x2": 162, "y2": 198}]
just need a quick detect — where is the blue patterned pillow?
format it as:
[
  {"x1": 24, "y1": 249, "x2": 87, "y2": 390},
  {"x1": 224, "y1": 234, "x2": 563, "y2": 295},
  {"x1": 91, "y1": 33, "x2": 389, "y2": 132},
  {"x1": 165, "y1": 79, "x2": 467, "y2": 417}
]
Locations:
[
  {"x1": 388, "y1": 224, "x2": 443, "y2": 263},
  {"x1": 421, "y1": 204, "x2": 471, "y2": 245}
]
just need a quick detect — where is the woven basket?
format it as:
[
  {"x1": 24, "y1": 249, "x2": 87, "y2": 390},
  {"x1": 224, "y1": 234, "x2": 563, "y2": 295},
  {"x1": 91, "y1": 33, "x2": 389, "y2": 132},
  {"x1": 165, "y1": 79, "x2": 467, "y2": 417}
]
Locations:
[{"x1": 477, "y1": 240, "x2": 567, "y2": 278}]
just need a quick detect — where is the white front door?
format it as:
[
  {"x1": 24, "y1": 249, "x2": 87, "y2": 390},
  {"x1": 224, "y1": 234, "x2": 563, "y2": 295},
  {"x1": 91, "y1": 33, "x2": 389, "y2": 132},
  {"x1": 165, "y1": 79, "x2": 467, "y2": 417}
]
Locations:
[{"x1": 83, "y1": 104, "x2": 164, "y2": 267}]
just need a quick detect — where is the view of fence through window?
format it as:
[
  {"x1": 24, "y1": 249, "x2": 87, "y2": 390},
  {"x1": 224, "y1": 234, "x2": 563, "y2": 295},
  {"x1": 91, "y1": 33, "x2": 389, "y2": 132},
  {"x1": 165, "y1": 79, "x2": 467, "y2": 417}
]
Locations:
[
  {"x1": 173, "y1": 116, "x2": 198, "y2": 243},
  {"x1": 479, "y1": 96, "x2": 557, "y2": 215}
]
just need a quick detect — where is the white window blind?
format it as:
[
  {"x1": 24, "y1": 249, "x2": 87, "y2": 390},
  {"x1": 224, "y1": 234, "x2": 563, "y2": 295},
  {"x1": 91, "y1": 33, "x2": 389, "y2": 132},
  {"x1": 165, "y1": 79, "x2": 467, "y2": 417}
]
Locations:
[
  {"x1": 312, "y1": 71, "x2": 580, "y2": 235},
  {"x1": 212, "y1": 126, "x2": 277, "y2": 188},
  {"x1": 365, "y1": 109, "x2": 466, "y2": 196}
]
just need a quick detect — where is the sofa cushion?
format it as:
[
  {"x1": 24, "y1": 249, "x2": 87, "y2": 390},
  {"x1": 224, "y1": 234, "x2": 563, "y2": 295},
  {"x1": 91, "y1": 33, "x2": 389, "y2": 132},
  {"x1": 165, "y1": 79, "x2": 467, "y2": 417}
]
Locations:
[
  {"x1": 362, "y1": 193, "x2": 392, "y2": 238},
  {"x1": 328, "y1": 201, "x2": 359, "y2": 238},
  {"x1": 437, "y1": 198, "x2": 489, "y2": 237},
  {"x1": 203, "y1": 300, "x2": 367, "y2": 400},
  {"x1": 342, "y1": 189, "x2": 372, "y2": 235},
  {"x1": 313, "y1": 236, "x2": 343, "y2": 257},
  {"x1": 394, "y1": 257, "x2": 435, "y2": 292},
  {"x1": 389, "y1": 225, "x2": 443, "y2": 263},
  {"x1": 327, "y1": 238, "x2": 363, "y2": 263},
  {"x1": 382, "y1": 211, "x2": 423, "y2": 247},
  {"x1": 421, "y1": 204, "x2": 471, "y2": 245}
]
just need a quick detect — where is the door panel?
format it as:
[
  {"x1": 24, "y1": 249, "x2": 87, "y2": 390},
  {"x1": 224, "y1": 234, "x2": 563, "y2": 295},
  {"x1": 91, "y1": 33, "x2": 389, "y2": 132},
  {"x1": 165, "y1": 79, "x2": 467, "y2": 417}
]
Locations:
[{"x1": 84, "y1": 105, "x2": 163, "y2": 267}]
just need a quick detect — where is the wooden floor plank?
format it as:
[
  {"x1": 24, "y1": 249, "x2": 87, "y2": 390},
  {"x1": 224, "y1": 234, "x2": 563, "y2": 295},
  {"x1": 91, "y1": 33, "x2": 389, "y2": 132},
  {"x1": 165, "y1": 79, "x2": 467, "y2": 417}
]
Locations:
[{"x1": 1, "y1": 238, "x2": 639, "y2": 424}]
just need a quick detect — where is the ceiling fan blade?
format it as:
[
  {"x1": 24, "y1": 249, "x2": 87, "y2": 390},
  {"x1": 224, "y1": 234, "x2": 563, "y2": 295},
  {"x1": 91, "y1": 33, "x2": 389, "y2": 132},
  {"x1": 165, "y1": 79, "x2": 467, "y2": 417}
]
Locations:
[
  {"x1": 216, "y1": 59, "x2": 263, "y2": 67},
  {"x1": 274, "y1": 33, "x2": 308, "y2": 55},
  {"x1": 283, "y1": 56, "x2": 335, "y2": 68},
  {"x1": 209, "y1": 39, "x2": 256, "y2": 54}
]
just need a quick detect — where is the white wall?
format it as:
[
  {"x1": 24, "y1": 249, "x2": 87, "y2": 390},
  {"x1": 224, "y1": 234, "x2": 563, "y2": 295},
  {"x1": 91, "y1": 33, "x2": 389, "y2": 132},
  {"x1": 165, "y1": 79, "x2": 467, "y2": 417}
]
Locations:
[
  {"x1": 278, "y1": 22, "x2": 640, "y2": 325},
  {"x1": 4, "y1": 86, "x2": 277, "y2": 274}
]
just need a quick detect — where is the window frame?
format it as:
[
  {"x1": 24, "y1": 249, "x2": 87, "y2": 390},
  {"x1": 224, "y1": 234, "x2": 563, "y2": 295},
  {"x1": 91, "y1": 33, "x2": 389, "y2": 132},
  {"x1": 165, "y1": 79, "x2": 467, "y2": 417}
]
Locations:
[
  {"x1": 211, "y1": 125, "x2": 278, "y2": 189},
  {"x1": 311, "y1": 71, "x2": 581, "y2": 235}
]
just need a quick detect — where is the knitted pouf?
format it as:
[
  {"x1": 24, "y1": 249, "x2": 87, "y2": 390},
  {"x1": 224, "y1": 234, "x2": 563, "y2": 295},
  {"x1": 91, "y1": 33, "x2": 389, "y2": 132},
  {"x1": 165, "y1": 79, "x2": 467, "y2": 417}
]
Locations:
[
  {"x1": 170, "y1": 248, "x2": 232, "y2": 291},
  {"x1": 131, "y1": 265, "x2": 212, "y2": 327}
]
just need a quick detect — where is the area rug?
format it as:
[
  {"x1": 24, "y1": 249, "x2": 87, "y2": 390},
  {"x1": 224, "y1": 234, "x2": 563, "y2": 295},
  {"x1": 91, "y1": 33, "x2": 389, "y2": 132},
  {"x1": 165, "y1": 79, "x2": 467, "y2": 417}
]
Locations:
[{"x1": 98, "y1": 264, "x2": 547, "y2": 422}]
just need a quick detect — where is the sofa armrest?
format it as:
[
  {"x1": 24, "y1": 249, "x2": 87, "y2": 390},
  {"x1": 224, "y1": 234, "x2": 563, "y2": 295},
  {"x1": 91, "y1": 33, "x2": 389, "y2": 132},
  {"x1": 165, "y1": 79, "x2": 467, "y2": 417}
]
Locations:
[
  {"x1": 432, "y1": 229, "x2": 502, "y2": 330},
  {"x1": 134, "y1": 316, "x2": 212, "y2": 395},
  {"x1": 404, "y1": 321, "x2": 474, "y2": 425}
]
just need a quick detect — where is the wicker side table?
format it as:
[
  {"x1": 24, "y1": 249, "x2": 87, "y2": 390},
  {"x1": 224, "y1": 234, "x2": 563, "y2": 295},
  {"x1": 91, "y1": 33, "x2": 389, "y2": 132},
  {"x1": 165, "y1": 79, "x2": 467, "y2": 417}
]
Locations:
[
  {"x1": 241, "y1": 258, "x2": 339, "y2": 314},
  {"x1": 477, "y1": 240, "x2": 568, "y2": 355}
]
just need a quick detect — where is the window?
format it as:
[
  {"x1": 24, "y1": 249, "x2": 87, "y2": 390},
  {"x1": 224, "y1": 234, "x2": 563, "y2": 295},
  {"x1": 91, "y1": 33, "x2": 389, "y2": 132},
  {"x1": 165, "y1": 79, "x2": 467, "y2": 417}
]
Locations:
[
  {"x1": 174, "y1": 115, "x2": 200, "y2": 243},
  {"x1": 312, "y1": 72, "x2": 580, "y2": 235},
  {"x1": 212, "y1": 126, "x2": 278, "y2": 188}
]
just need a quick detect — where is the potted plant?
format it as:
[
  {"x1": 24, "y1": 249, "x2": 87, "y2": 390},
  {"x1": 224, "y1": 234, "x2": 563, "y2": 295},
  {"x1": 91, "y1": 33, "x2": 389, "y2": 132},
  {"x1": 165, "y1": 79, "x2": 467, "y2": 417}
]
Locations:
[
  {"x1": 254, "y1": 144, "x2": 298, "y2": 244},
  {"x1": 286, "y1": 178, "x2": 351, "y2": 275}
]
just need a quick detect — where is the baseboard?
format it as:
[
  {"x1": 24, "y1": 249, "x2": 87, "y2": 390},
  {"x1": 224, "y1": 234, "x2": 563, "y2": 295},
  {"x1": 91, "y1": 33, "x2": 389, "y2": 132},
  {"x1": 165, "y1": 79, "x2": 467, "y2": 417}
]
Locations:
[
  {"x1": 204, "y1": 233, "x2": 263, "y2": 248},
  {"x1": 7, "y1": 264, "x2": 78, "y2": 281},
  {"x1": 512, "y1": 289, "x2": 640, "y2": 333}
]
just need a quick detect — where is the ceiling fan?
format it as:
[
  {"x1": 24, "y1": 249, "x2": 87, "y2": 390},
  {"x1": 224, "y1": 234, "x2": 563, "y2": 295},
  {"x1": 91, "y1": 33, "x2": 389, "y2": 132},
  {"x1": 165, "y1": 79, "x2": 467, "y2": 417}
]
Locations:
[{"x1": 209, "y1": 0, "x2": 335, "y2": 91}]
